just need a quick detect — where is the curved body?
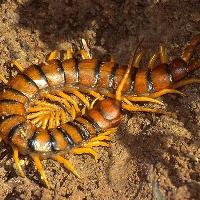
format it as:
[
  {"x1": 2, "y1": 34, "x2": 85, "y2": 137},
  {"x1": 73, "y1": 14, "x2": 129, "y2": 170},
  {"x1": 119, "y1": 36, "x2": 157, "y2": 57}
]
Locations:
[{"x1": 0, "y1": 34, "x2": 199, "y2": 187}]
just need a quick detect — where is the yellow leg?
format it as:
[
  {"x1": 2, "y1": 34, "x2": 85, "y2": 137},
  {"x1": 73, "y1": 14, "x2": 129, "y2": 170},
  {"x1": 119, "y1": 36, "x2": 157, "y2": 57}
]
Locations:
[
  {"x1": 133, "y1": 49, "x2": 145, "y2": 68},
  {"x1": 49, "y1": 112, "x2": 55, "y2": 129},
  {"x1": 11, "y1": 60, "x2": 25, "y2": 72},
  {"x1": 47, "y1": 50, "x2": 60, "y2": 61},
  {"x1": 148, "y1": 89, "x2": 185, "y2": 98},
  {"x1": 52, "y1": 154, "x2": 80, "y2": 178},
  {"x1": 122, "y1": 103, "x2": 174, "y2": 116},
  {"x1": 40, "y1": 93, "x2": 76, "y2": 120},
  {"x1": 27, "y1": 111, "x2": 50, "y2": 120},
  {"x1": 31, "y1": 154, "x2": 50, "y2": 189},
  {"x1": 83, "y1": 141, "x2": 110, "y2": 148},
  {"x1": 86, "y1": 90, "x2": 104, "y2": 100},
  {"x1": 76, "y1": 50, "x2": 91, "y2": 59},
  {"x1": 148, "y1": 52, "x2": 159, "y2": 69},
  {"x1": 55, "y1": 91, "x2": 81, "y2": 113},
  {"x1": 71, "y1": 147, "x2": 98, "y2": 161},
  {"x1": 90, "y1": 135, "x2": 112, "y2": 142},
  {"x1": 0, "y1": 74, "x2": 8, "y2": 84},
  {"x1": 41, "y1": 115, "x2": 50, "y2": 129},
  {"x1": 63, "y1": 47, "x2": 74, "y2": 60},
  {"x1": 65, "y1": 88, "x2": 90, "y2": 109},
  {"x1": 80, "y1": 38, "x2": 91, "y2": 59},
  {"x1": 159, "y1": 44, "x2": 168, "y2": 63},
  {"x1": 171, "y1": 78, "x2": 200, "y2": 89},
  {"x1": 12, "y1": 145, "x2": 25, "y2": 177},
  {"x1": 123, "y1": 96, "x2": 164, "y2": 105},
  {"x1": 99, "y1": 127, "x2": 118, "y2": 136},
  {"x1": 90, "y1": 98, "x2": 99, "y2": 109}
]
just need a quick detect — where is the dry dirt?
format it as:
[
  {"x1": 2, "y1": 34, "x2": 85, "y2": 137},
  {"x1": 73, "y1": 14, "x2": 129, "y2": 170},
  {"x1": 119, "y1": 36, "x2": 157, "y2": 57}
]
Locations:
[{"x1": 0, "y1": 0, "x2": 200, "y2": 199}]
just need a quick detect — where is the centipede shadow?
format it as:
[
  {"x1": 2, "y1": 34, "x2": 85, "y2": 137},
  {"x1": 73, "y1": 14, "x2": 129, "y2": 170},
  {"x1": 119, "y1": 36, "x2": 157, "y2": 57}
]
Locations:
[{"x1": 115, "y1": 92, "x2": 200, "y2": 196}]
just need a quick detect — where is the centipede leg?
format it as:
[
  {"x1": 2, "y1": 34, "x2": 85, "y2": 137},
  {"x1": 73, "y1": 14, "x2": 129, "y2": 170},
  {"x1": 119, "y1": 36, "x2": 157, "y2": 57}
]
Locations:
[
  {"x1": 78, "y1": 38, "x2": 91, "y2": 59},
  {"x1": 148, "y1": 52, "x2": 159, "y2": 69},
  {"x1": 55, "y1": 91, "x2": 81, "y2": 113},
  {"x1": 65, "y1": 88, "x2": 90, "y2": 109},
  {"x1": 63, "y1": 47, "x2": 74, "y2": 60},
  {"x1": 40, "y1": 93, "x2": 76, "y2": 120},
  {"x1": 148, "y1": 89, "x2": 185, "y2": 98},
  {"x1": 11, "y1": 60, "x2": 25, "y2": 72},
  {"x1": 47, "y1": 50, "x2": 60, "y2": 61},
  {"x1": 83, "y1": 141, "x2": 110, "y2": 148},
  {"x1": 52, "y1": 154, "x2": 80, "y2": 178},
  {"x1": 12, "y1": 145, "x2": 25, "y2": 177},
  {"x1": 71, "y1": 147, "x2": 98, "y2": 161},
  {"x1": 171, "y1": 78, "x2": 200, "y2": 89},
  {"x1": 122, "y1": 103, "x2": 174, "y2": 116},
  {"x1": 133, "y1": 49, "x2": 145, "y2": 68},
  {"x1": 76, "y1": 49, "x2": 91, "y2": 59},
  {"x1": 31, "y1": 154, "x2": 50, "y2": 188},
  {"x1": 159, "y1": 44, "x2": 168, "y2": 63},
  {"x1": 0, "y1": 74, "x2": 8, "y2": 84},
  {"x1": 123, "y1": 96, "x2": 164, "y2": 105},
  {"x1": 86, "y1": 90, "x2": 104, "y2": 100}
]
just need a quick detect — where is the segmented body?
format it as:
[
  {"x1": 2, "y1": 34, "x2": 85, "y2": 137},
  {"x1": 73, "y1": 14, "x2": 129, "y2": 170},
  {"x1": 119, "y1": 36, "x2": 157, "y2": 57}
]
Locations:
[{"x1": 0, "y1": 34, "x2": 199, "y2": 187}]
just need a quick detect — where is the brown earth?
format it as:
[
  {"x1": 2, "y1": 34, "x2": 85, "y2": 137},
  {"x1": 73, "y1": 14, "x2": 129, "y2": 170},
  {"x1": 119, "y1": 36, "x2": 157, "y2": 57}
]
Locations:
[{"x1": 0, "y1": 0, "x2": 200, "y2": 199}]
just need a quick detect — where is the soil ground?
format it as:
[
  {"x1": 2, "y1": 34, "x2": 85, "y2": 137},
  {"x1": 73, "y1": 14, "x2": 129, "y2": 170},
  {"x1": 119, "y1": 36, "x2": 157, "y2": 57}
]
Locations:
[{"x1": 0, "y1": 0, "x2": 199, "y2": 199}]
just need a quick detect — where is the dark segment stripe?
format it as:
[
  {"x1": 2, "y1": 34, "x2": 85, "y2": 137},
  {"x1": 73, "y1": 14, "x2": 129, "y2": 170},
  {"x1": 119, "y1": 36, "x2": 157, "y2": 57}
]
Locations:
[
  {"x1": 109, "y1": 63, "x2": 119, "y2": 88},
  {"x1": 57, "y1": 60, "x2": 66, "y2": 84},
  {"x1": 32, "y1": 64, "x2": 49, "y2": 86},
  {"x1": 57, "y1": 127, "x2": 74, "y2": 146},
  {"x1": 93, "y1": 60, "x2": 103, "y2": 87},
  {"x1": 8, "y1": 122, "x2": 25, "y2": 140},
  {"x1": 73, "y1": 120, "x2": 90, "y2": 140},
  {"x1": 147, "y1": 70, "x2": 154, "y2": 93},
  {"x1": 5, "y1": 88, "x2": 28, "y2": 98},
  {"x1": 129, "y1": 68, "x2": 138, "y2": 94},
  {"x1": 67, "y1": 121, "x2": 87, "y2": 140},
  {"x1": 28, "y1": 131, "x2": 38, "y2": 151},
  {"x1": 82, "y1": 116, "x2": 101, "y2": 133},
  {"x1": 164, "y1": 65, "x2": 173, "y2": 84},
  {"x1": 48, "y1": 131, "x2": 57, "y2": 151},
  {"x1": 0, "y1": 114, "x2": 21, "y2": 124},
  {"x1": 20, "y1": 73, "x2": 39, "y2": 90},
  {"x1": 0, "y1": 99, "x2": 24, "y2": 105},
  {"x1": 74, "y1": 59, "x2": 79, "y2": 84}
]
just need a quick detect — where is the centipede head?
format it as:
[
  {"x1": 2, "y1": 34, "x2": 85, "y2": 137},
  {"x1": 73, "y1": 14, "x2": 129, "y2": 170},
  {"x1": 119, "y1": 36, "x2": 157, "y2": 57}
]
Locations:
[{"x1": 88, "y1": 99, "x2": 122, "y2": 129}]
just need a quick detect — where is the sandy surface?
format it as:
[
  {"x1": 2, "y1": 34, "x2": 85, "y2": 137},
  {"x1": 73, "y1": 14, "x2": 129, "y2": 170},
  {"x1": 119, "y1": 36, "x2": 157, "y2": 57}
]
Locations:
[{"x1": 0, "y1": 0, "x2": 199, "y2": 199}]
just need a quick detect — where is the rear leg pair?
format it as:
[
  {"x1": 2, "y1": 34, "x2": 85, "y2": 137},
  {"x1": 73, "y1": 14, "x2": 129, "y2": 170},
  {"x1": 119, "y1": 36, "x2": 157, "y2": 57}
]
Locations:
[{"x1": 12, "y1": 127, "x2": 117, "y2": 188}]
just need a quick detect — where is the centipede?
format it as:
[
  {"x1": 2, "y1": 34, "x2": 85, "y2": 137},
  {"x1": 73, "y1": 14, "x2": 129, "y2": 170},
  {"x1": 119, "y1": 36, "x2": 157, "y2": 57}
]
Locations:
[{"x1": 0, "y1": 34, "x2": 199, "y2": 188}]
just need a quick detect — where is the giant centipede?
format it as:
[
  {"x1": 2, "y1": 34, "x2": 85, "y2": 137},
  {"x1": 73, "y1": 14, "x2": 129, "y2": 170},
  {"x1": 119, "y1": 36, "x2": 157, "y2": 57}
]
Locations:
[{"x1": 0, "y1": 34, "x2": 199, "y2": 187}]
